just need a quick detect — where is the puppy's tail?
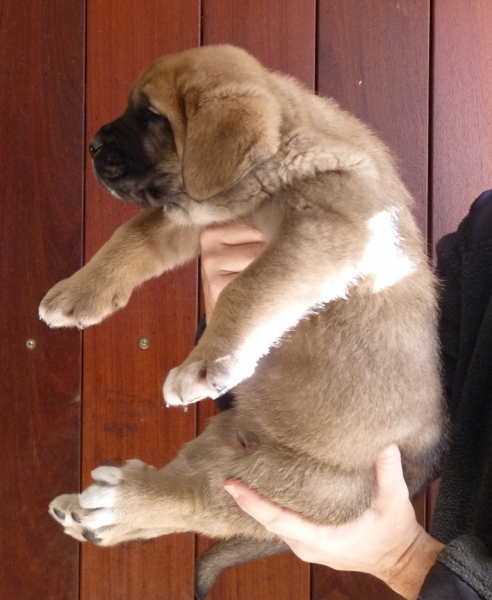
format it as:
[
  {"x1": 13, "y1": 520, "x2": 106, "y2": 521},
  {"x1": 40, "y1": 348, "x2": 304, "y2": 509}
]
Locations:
[{"x1": 195, "y1": 537, "x2": 289, "y2": 599}]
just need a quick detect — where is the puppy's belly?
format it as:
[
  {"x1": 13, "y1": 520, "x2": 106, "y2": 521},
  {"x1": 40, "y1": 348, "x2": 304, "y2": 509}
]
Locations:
[{"x1": 232, "y1": 290, "x2": 442, "y2": 471}]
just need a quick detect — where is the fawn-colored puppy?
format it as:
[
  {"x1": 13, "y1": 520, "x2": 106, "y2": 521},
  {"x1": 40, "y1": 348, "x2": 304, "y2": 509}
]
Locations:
[{"x1": 40, "y1": 45, "x2": 446, "y2": 598}]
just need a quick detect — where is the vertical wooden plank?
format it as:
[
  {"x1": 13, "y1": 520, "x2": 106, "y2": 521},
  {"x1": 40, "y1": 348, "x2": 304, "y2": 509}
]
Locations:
[
  {"x1": 81, "y1": 2, "x2": 200, "y2": 599},
  {"x1": 318, "y1": 0, "x2": 430, "y2": 233},
  {"x1": 198, "y1": 2, "x2": 315, "y2": 599},
  {"x1": 432, "y1": 0, "x2": 492, "y2": 243},
  {"x1": 0, "y1": 0, "x2": 85, "y2": 598},
  {"x1": 315, "y1": 1, "x2": 430, "y2": 598},
  {"x1": 203, "y1": 0, "x2": 316, "y2": 86}
]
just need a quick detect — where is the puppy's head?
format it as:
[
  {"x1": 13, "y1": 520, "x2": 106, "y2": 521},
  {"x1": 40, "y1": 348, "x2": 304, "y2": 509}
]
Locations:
[{"x1": 90, "y1": 45, "x2": 281, "y2": 208}]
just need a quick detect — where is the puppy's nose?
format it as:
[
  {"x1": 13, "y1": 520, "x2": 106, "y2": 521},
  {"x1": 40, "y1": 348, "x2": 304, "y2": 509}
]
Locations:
[{"x1": 89, "y1": 134, "x2": 104, "y2": 156}]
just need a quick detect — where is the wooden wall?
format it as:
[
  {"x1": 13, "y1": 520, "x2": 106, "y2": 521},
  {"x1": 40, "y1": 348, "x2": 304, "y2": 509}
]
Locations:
[
  {"x1": 0, "y1": 0, "x2": 85, "y2": 598},
  {"x1": 431, "y1": 0, "x2": 492, "y2": 244},
  {"x1": 1, "y1": 1, "x2": 491, "y2": 598}
]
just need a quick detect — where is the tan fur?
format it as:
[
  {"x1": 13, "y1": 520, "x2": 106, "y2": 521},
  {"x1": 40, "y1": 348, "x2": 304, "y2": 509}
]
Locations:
[{"x1": 40, "y1": 46, "x2": 446, "y2": 596}]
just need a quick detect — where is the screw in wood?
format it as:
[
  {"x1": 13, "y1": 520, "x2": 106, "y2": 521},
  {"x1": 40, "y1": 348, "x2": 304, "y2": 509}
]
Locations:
[
  {"x1": 25, "y1": 339, "x2": 37, "y2": 351},
  {"x1": 138, "y1": 337, "x2": 150, "y2": 349}
]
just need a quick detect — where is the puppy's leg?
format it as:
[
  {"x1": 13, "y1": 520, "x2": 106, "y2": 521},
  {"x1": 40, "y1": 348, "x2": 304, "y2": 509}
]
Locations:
[
  {"x1": 49, "y1": 406, "x2": 373, "y2": 545},
  {"x1": 48, "y1": 410, "x2": 277, "y2": 546},
  {"x1": 39, "y1": 207, "x2": 201, "y2": 328},
  {"x1": 49, "y1": 458, "x2": 204, "y2": 546}
]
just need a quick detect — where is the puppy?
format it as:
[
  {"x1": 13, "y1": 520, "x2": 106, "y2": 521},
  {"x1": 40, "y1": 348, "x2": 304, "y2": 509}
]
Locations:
[{"x1": 40, "y1": 45, "x2": 446, "y2": 598}]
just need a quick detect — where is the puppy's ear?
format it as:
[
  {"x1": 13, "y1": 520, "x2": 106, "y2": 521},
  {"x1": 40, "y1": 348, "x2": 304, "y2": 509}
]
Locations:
[{"x1": 182, "y1": 92, "x2": 281, "y2": 201}]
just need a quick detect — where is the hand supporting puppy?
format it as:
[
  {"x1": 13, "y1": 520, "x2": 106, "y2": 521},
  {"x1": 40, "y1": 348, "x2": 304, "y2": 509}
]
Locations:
[
  {"x1": 200, "y1": 223, "x2": 445, "y2": 600},
  {"x1": 224, "y1": 446, "x2": 444, "y2": 600},
  {"x1": 200, "y1": 221, "x2": 266, "y2": 317}
]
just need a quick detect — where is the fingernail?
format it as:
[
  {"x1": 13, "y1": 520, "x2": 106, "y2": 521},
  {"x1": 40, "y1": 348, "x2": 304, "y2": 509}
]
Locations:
[{"x1": 224, "y1": 484, "x2": 239, "y2": 499}]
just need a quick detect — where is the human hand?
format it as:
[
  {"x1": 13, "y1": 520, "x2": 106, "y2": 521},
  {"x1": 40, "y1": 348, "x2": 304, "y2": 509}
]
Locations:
[
  {"x1": 224, "y1": 446, "x2": 444, "y2": 600},
  {"x1": 200, "y1": 222, "x2": 266, "y2": 318}
]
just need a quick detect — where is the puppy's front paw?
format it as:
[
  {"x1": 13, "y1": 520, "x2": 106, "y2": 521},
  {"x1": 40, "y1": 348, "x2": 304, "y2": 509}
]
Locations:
[
  {"x1": 39, "y1": 270, "x2": 131, "y2": 328},
  {"x1": 163, "y1": 360, "x2": 223, "y2": 406},
  {"x1": 49, "y1": 460, "x2": 157, "y2": 546},
  {"x1": 163, "y1": 349, "x2": 257, "y2": 406}
]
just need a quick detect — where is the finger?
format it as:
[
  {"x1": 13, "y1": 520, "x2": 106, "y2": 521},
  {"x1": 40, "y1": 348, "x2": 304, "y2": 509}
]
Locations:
[
  {"x1": 224, "y1": 480, "x2": 284, "y2": 525},
  {"x1": 202, "y1": 241, "x2": 264, "y2": 277},
  {"x1": 200, "y1": 222, "x2": 264, "y2": 249},
  {"x1": 201, "y1": 240, "x2": 265, "y2": 316},
  {"x1": 224, "y1": 480, "x2": 321, "y2": 542},
  {"x1": 374, "y1": 445, "x2": 409, "y2": 506}
]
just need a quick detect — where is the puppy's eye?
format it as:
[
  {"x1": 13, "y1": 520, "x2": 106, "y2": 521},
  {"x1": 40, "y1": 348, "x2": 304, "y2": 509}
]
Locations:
[
  {"x1": 143, "y1": 105, "x2": 163, "y2": 123},
  {"x1": 142, "y1": 105, "x2": 173, "y2": 136}
]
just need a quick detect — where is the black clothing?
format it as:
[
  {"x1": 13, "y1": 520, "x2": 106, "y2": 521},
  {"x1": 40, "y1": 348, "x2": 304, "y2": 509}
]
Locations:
[
  {"x1": 420, "y1": 559, "x2": 487, "y2": 600},
  {"x1": 419, "y1": 190, "x2": 492, "y2": 599}
]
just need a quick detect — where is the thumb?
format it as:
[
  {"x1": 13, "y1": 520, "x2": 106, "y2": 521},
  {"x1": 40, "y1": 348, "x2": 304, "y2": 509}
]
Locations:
[{"x1": 374, "y1": 445, "x2": 409, "y2": 504}]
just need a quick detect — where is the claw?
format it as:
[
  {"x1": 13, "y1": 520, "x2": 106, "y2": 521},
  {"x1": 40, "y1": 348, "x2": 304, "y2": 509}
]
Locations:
[
  {"x1": 184, "y1": 396, "x2": 204, "y2": 405},
  {"x1": 53, "y1": 508, "x2": 65, "y2": 520},
  {"x1": 82, "y1": 529, "x2": 101, "y2": 544},
  {"x1": 212, "y1": 383, "x2": 230, "y2": 396}
]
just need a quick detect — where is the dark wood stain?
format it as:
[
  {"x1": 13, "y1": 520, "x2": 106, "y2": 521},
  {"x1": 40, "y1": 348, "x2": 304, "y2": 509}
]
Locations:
[
  {"x1": 104, "y1": 422, "x2": 139, "y2": 438},
  {"x1": 0, "y1": 0, "x2": 85, "y2": 597}
]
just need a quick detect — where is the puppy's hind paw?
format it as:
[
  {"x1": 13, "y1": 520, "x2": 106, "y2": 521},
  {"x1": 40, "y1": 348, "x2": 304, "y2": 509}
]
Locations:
[{"x1": 48, "y1": 460, "x2": 155, "y2": 546}]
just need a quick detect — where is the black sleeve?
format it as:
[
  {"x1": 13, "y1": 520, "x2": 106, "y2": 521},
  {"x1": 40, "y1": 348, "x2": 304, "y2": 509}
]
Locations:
[
  {"x1": 424, "y1": 535, "x2": 492, "y2": 600},
  {"x1": 419, "y1": 562, "x2": 486, "y2": 600}
]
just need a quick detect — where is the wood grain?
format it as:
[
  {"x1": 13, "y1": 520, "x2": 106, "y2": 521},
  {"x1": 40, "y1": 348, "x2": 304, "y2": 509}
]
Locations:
[
  {"x1": 318, "y1": 0, "x2": 431, "y2": 234},
  {"x1": 431, "y1": 0, "x2": 492, "y2": 244},
  {"x1": 203, "y1": 0, "x2": 316, "y2": 88},
  {"x1": 81, "y1": 1, "x2": 200, "y2": 598},
  {"x1": 0, "y1": 0, "x2": 85, "y2": 597}
]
